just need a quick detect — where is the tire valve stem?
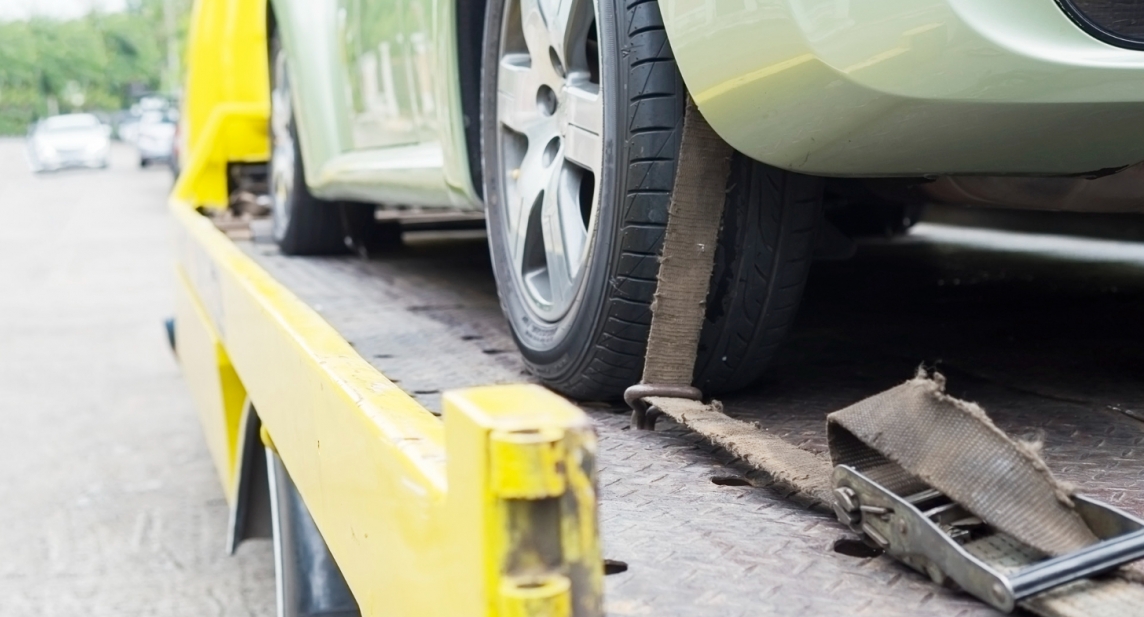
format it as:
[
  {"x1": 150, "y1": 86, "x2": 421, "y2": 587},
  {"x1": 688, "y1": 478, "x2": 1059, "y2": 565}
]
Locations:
[{"x1": 511, "y1": 168, "x2": 521, "y2": 180}]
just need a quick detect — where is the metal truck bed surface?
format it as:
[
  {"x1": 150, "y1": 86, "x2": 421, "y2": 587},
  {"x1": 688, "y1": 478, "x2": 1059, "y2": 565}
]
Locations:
[{"x1": 234, "y1": 221, "x2": 1144, "y2": 616}]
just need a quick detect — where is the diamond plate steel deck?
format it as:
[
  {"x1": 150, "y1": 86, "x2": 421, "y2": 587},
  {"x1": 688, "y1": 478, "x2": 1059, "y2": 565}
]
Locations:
[{"x1": 236, "y1": 222, "x2": 1144, "y2": 616}]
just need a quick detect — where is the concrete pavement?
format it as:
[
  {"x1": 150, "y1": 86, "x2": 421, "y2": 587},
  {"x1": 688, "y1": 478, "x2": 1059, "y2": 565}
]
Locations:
[{"x1": 0, "y1": 139, "x2": 274, "y2": 616}]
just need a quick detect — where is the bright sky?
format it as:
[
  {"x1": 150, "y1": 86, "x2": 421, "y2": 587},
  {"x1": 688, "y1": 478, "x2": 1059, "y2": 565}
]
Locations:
[{"x1": 0, "y1": 0, "x2": 127, "y2": 21}]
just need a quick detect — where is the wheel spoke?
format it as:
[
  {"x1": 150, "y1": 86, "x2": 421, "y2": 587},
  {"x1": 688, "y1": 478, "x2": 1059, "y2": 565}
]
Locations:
[
  {"x1": 271, "y1": 56, "x2": 292, "y2": 150},
  {"x1": 270, "y1": 50, "x2": 295, "y2": 242},
  {"x1": 494, "y1": 0, "x2": 602, "y2": 321},
  {"x1": 562, "y1": 85, "x2": 602, "y2": 175},
  {"x1": 519, "y1": 0, "x2": 543, "y2": 28},
  {"x1": 520, "y1": 1, "x2": 554, "y2": 68},
  {"x1": 539, "y1": 158, "x2": 577, "y2": 305},
  {"x1": 497, "y1": 55, "x2": 538, "y2": 135},
  {"x1": 270, "y1": 93, "x2": 290, "y2": 143},
  {"x1": 558, "y1": 164, "x2": 590, "y2": 275},
  {"x1": 508, "y1": 125, "x2": 558, "y2": 272},
  {"x1": 545, "y1": 0, "x2": 594, "y2": 70}
]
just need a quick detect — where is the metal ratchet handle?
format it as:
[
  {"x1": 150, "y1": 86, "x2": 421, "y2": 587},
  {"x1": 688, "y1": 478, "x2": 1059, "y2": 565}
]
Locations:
[
  {"x1": 1010, "y1": 527, "x2": 1144, "y2": 600},
  {"x1": 833, "y1": 465, "x2": 1144, "y2": 613}
]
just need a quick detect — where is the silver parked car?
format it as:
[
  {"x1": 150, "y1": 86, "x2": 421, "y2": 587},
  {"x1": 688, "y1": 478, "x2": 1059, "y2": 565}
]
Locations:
[
  {"x1": 27, "y1": 114, "x2": 111, "y2": 172},
  {"x1": 136, "y1": 110, "x2": 178, "y2": 168}
]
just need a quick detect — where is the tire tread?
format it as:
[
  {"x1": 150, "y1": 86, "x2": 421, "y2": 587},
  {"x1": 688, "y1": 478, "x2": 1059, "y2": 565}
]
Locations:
[
  {"x1": 544, "y1": 0, "x2": 680, "y2": 398},
  {"x1": 491, "y1": 0, "x2": 822, "y2": 400}
]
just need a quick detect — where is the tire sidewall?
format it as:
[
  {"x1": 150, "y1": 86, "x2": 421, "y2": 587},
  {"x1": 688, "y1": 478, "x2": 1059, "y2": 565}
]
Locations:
[
  {"x1": 269, "y1": 36, "x2": 295, "y2": 246},
  {"x1": 481, "y1": 0, "x2": 625, "y2": 379}
]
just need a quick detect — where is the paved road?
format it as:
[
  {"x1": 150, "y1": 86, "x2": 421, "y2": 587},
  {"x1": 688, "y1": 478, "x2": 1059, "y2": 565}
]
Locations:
[{"x1": 0, "y1": 139, "x2": 274, "y2": 616}]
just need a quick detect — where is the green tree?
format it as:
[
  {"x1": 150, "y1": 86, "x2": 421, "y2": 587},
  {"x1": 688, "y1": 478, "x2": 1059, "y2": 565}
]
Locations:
[{"x1": 0, "y1": 0, "x2": 189, "y2": 135}]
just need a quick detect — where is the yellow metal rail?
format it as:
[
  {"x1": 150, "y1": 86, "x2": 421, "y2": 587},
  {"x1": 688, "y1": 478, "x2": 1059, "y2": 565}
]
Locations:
[
  {"x1": 173, "y1": 203, "x2": 603, "y2": 615},
  {"x1": 171, "y1": 0, "x2": 603, "y2": 614},
  {"x1": 173, "y1": 0, "x2": 270, "y2": 209}
]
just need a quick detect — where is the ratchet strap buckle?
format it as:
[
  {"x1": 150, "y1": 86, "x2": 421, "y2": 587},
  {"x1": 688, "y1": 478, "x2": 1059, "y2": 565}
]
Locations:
[{"x1": 832, "y1": 464, "x2": 1144, "y2": 612}]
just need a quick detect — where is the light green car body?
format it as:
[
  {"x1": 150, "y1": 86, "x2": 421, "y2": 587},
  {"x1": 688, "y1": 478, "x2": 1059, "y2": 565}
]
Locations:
[
  {"x1": 270, "y1": 0, "x2": 1144, "y2": 211},
  {"x1": 270, "y1": 0, "x2": 477, "y2": 209}
]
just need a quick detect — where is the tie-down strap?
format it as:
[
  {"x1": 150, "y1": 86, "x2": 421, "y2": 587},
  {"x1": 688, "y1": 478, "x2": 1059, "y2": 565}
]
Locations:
[
  {"x1": 647, "y1": 373, "x2": 1144, "y2": 616},
  {"x1": 828, "y1": 372, "x2": 1144, "y2": 616},
  {"x1": 827, "y1": 372, "x2": 1096, "y2": 555},
  {"x1": 629, "y1": 96, "x2": 731, "y2": 431},
  {"x1": 629, "y1": 98, "x2": 1144, "y2": 614}
]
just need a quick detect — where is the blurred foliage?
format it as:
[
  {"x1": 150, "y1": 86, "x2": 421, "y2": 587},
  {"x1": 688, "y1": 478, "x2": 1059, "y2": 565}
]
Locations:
[{"x1": 0, "y1": 0, "x2": 189, "y2": 135}]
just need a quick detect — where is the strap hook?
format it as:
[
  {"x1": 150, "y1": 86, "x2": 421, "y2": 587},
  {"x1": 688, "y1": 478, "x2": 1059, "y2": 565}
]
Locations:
[{"x1": 624, "y1": 384, "x2": 702, "y2": 431}]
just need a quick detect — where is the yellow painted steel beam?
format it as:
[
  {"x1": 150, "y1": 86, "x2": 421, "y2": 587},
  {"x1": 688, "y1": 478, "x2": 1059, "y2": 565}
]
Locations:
[
  {"x1": 172, "y1": 198, "x2": 602, "y2": 616},
  {"x1": 174, "y1": 0, "x2": 271, "y2": 209},
  {"x1": 173, "y1": 1, "x2": 602, "y2": 612},
  {"x1": 174, "y1": 268, "x2": 248, "y2": 499},
  {"x1": 445, "y1": 387, "x2": 603, "y2": 617}
]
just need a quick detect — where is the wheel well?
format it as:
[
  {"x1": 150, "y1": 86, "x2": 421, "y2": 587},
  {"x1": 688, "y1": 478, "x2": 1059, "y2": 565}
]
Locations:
[
  {"x1": 227, "y1": 402, "x2": 273, "y2": 553},
  {"x1": 457, "y1": 0, "x2": 489, "y2": 200}
]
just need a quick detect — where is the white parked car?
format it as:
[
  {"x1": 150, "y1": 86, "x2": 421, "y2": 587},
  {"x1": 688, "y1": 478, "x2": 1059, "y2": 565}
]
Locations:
[
  {"x1": 27, "y1": 114, "x2": 111, "y2": 172},
  {"x1": 136, "y1": 111, "x2": 177, "y2": 168}
]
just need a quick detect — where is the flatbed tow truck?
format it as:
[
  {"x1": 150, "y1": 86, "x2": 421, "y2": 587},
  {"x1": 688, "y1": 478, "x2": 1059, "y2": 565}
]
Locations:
[{"x1": 169, "y1": 2, "x2": 1144, "y2": 616}]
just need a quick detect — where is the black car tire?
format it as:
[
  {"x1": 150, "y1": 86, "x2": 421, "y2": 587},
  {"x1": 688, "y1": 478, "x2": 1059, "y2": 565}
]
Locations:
[
  {"x1": 269, "y1": 31, "x2": 374, "y2": 256},
  {"x1": 692, "y1": 160, "x2": 823, "y2": 393},
  {"x1": 482, "y1": 0, "x2": 824, "y2": 400}
]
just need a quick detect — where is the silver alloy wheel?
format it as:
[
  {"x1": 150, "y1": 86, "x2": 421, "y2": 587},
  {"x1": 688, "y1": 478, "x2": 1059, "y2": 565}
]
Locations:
[
  {"x1": 270, "y1": 47, "x2": 295, "y2": 244},
  {"x1": 496, "y1": 0, "x2": 603, "y2": 321}
]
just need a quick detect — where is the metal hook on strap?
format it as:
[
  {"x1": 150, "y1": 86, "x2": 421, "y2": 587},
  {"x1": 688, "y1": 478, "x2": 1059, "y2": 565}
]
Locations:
[{"x1": 624, "y1": 384, "x2": 703, "y2": 431}]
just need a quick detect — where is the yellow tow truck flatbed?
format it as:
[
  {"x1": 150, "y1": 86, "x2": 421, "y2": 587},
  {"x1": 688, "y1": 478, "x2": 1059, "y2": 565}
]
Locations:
[
  {"x1": 172, "y1": 195, "x2": 1144, "y2": 616},
  {"x1": 168, "y1": 0, "x2": 1144, "y2": 615}
]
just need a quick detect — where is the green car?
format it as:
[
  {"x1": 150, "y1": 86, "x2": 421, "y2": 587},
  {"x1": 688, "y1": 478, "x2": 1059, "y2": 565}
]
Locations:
[{"x1": 267, "y1": 0, "x2": 1144, "y2": 399}]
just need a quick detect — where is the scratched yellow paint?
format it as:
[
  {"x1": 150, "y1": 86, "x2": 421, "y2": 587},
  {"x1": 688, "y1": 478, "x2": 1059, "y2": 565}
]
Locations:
[
  {"x1": 174, "y1": 267, "x2": 248, "y2": 500},
  {"x1": 173, "y1": 206, "x2": 604, "y2": 614},
  {"x1": 172, "y1": 2, "x2": 604, "y2": 613}
]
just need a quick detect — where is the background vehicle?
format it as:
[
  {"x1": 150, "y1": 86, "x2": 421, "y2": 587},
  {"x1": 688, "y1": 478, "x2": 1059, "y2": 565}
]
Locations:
[
  {"x1": 26, "y1": 113, "x2": 111, "y2": 172},
  {"x1": 169, "y1": 119, "x2": 182, "y2": 179},
  {"x1": 114, "y1": 109, "x2": 142, "y2": 144},
  {"x1": 136, "y1": 109, "x2": 178, "y2": 167},
  {"x1": 110, "y1": 110, "x2": 139, "y2": 143},
  {"x1": 223, "y1": 0, "x2": 1144, "y2": 401},
  {"x1": 113, "y1": 95, "x2": 177, "y2": 145}
]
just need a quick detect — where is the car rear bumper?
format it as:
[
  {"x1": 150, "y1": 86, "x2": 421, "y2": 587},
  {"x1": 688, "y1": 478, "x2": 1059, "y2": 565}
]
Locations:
[
  {"x1": 35, "y1": 158, "x2": 107, "y2": 171},
  {"x1": 139, "y1": 150, "x2": 173, "y2": 162},
  {"x1": 138, "y1": 141, "x2": 174, "y2": 160},
  {"x1": 664, "y1": 0, "x2": 1144, "y2": 176}
]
